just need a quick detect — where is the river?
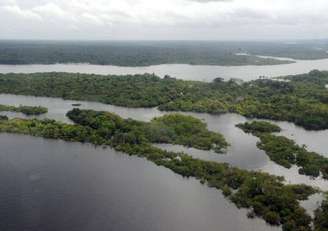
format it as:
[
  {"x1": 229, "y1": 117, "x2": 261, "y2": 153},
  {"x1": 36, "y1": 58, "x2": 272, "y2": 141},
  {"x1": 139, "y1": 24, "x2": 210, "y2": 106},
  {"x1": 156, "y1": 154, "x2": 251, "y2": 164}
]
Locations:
[
  {"x1": 0, "y1": 72, "x2": 327, "y2": 230},
  {"x1": 0, "y1": 133, "x2": 281, "y2": 231},
  {"x1": 0, "y1": 93, "x2": 283, "y2": 231},
  {"x1": 1, "y1": 57, "x2": 328, "y2": 81}
]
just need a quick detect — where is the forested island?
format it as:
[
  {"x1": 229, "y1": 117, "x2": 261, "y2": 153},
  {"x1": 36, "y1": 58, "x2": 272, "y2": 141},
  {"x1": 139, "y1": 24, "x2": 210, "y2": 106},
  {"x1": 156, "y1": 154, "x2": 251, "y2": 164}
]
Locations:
[
  {"x1": 237, "y1": 121, "x2": 328, "y2": 179},
  {"x1": 236, "y1": 121, "x2": 281, "y2": 134},
  {"x1": 67, "y1": 109, "x2": 228, "y2": 153},
  {"x1": 0, "y1": 108, "x2": 321, "y2": 231},
  {"x1": 1, "y1": 70, "x2": 328, "y2": 130},
  {"x1": 0, "y1": 104, "x2": 48, "y2": 115}
]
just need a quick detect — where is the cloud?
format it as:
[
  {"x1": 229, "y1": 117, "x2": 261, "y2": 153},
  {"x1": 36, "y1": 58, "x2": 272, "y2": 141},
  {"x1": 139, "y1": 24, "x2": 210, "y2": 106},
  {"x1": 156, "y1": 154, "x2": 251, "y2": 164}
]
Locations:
[
  {"x1": 189, "y1": 0, "x2": 231, "y2": 2},
  {"x1": 1, "y1": 0, "x2": 328, "y2": 40},
  {"x1": 33, "y1": 3, "x2": 67, "y2": 18},
  {"x1": 81, "y1": 13, "x2": 105, "y2": 26},
  {"x1": 2, "y1": 4, "x2": 42, "y2": 21}
]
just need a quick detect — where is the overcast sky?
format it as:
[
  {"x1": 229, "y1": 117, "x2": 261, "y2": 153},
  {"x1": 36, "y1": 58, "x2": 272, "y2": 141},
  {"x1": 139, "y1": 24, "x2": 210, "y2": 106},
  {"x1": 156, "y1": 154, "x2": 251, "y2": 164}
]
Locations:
[{"x1": 0, "y1": 0, "x2": 327, "y2": 40}]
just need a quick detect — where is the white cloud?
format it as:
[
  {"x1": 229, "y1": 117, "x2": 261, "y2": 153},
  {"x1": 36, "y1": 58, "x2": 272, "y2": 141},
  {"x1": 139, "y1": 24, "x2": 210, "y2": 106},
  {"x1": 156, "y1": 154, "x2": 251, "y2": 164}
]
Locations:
[
  {"x1": 81, "y1": 13, "x2": 105, "y2": 26},
  {"x1": 33, "y1": 2, "x2": 67, "y2": 18},
  {"x1": 2, "y1": 4, "x2": 42, "y2": 21},
  {"x1": 0, "y1": 0, "x2": 328, "y2": 40}
]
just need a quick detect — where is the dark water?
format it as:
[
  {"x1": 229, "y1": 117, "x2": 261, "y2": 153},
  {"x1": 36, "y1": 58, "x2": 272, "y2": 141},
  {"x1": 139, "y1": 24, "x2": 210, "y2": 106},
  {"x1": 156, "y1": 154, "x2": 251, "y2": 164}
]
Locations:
[
  {"x1": 1, "y1": 94, "x2": 328, "y2": 230},
  {"x1": 0, "y1": 133, "x2": 278, "y2": 231}
]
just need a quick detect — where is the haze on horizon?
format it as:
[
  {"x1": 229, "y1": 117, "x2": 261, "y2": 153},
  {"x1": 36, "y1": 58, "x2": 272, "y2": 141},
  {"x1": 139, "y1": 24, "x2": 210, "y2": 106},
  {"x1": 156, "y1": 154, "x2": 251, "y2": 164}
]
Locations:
[{"x1": 0, "y1": 0, "x2": 327, "y2": 41}]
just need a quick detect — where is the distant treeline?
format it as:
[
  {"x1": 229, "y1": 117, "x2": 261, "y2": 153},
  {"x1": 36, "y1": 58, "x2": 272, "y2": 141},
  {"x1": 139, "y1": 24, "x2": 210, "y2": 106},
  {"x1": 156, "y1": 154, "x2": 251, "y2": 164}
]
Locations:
[{"x1": 0, "y1": 41, "x2": 295, "y2": 66}]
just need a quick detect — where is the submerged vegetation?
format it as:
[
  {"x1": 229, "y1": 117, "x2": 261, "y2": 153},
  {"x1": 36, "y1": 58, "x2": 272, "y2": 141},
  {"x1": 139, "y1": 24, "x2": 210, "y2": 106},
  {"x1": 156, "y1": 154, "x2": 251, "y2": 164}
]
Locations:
[
  {"x1": 237, "y1": 121, "x2": 328, "y2": 179},
  {"x1": 2, "y1": 70, "x2": 328, "y2": 129},
  {"x1": 0, "y1": 108, "x2": 319, "y2": 230},
  {"x1": 0, "y1": 104, "x2": 48, "y2": 115}
]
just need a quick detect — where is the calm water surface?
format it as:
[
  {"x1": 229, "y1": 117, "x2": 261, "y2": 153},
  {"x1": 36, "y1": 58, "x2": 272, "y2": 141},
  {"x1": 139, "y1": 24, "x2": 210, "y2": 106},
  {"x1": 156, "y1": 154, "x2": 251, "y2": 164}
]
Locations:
[
  {"x1": 1, "y1": 58, "x2": 328, "y2": 81},
  {"x1": 1, "y1": 94, "x2": 328, "y2": 230},
  {"x1": 0, "y1": 133, "x2": 279, "y2": 231}
]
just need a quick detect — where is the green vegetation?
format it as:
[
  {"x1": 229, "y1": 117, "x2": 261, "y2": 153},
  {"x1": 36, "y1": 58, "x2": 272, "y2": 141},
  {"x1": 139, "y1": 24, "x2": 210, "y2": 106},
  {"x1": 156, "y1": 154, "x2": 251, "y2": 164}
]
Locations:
[
  {"x1": 237, "y1": 121, "x2": 328, "y2": 179},
  {"x1": 4, "y1": 40, "x2": 328, "y2": 65},
  {"x1": 0, "y1": 104, "x2": 48, "y2": 115},
  {"x1": 162, "y1": 70, "x2": 328, "y2": 130},
  {"x1": 66, "y1": 109, "x2": 228, "y2": 153},
  {"x1": 0, "y1": 109, "x2": 318, "y2": 230},
  {"x1": 2, "y1": 70, "x2": 328, "y2": 130},
  {"x1": 236, "y1": 121, "x2": 281, "y2": 134},
  {"x1": 149, "y1": 113, "x2": 228, "y2": 152},
  {"x1": 0, "y1": 73, "x2": 187, "y2": 107},
  {"x1": 0, "y1": 115, "x2": 8, "y2": 120},
  {"x1": 0, "y1": 41, "x2": 293, "y2": 66}
]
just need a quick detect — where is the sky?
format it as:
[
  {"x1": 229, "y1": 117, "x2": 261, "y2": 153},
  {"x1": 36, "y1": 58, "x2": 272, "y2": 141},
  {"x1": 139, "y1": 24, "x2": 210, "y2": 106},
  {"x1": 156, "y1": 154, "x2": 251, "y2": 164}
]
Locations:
[{"x1": 0, "y1": 0, "x2": 327, "y2": 40}]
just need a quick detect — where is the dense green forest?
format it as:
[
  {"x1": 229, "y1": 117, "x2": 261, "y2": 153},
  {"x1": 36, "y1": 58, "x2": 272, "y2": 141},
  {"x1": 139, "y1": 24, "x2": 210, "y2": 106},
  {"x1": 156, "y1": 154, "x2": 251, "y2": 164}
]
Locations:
[
  {"x1": 237, "y1": 121, "x2": 328, "y2": 179},
  {"x1": 2, "y1": 41, "x2": 328, "y2": 66},
  {"x1": 0, "y1": 41, "x2": 294, "y2": 66},
  {"x1": 0, "y1": 73, "x2": 185, "y2": 107},
  {"x1": 0, "y1": 104, "x2": 48, "y2": 115},
  {"x1": 236, "y1": 121, "x2": 281, "y2": 134},
  {"x1": 1, "y1": 70, "x2": 328, "y2": 129},
  {"x1": 0, "y1": 109, "x2": 319, "y2": 230},
  {"x1": 66, "y1": 109, "x2": 228, "y2": 153}
]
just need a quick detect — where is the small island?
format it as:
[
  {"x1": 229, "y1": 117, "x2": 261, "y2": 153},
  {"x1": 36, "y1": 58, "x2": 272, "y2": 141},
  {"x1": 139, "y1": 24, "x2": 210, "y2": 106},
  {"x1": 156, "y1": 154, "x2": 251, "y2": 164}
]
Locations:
[
  {"x1": 0, "y1": 104, "x2": 48, "y2": 115},
  {"x1": 66, "y1": 109, "x2": 228, "y2": 153},
  {"x1": 236, "y1": 120, "x2": 281, "y2": 134},
  {"x1": 237, "y1": 120, "x2": 328, "y2": 179}
]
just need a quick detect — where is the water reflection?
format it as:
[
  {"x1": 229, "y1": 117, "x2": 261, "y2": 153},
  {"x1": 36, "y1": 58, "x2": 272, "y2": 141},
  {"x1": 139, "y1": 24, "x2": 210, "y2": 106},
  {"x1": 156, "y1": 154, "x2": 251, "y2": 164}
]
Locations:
[
  {"x1": 300, "y1": 193, "x2": 325, "y2": 218},
  {"x1": 276, "y1": 121, "x2": 328, "y2": 157},
  {"x1": 0, "y1": 133, "x2": 279, "y2": 231}
]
